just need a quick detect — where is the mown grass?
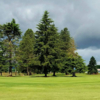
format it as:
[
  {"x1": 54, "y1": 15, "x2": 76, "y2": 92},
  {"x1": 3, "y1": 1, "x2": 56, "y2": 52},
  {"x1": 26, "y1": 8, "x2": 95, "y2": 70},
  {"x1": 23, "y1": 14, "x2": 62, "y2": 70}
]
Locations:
[{"x1": 0, "y1": 73, "x2": 100, "y2": 100}]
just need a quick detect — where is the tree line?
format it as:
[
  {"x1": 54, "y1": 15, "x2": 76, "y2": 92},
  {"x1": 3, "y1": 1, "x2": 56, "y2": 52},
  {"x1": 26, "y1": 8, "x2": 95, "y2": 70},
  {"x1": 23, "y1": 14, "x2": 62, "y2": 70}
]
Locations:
[{"x1": 0, "y1": 11, "x2": 87, "y2": 77}]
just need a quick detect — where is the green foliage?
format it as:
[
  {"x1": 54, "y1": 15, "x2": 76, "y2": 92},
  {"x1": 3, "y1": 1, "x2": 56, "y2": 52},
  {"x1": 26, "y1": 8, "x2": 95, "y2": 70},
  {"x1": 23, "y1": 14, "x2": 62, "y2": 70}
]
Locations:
[
  {"x1": 60, "y1": 27, "x2": 70, "y2": 52},
  {"x1": 88, "y1": 56, "x2": 97, "y2": 74},
  {"x1": 75, "y1": 54, "x2": 87, "y2": 73},
  {"x1": 1, "y1": 19, "x2": 21, "y2": 76},
  {"x1": 96, "y1": 65, "x2": 100, "y2": 69},
  {"x1": 61, "y1": 53, "x2": 87, "y2": 76},
  {"x1": 18, "y1": 29, "x2": 35, "y2": 75},
  {"x1": 35, "y1": 11, "x2": 60, "y2": 76},
  {"x1": 0, "y1": 25, "x2": 8, "y2": 74},
  {"x1": 0, "y1": 51, "x2": 5, "y2": 73},
  {"x1": 0, "y1": 11, "x2": 87, "y2": 76},
  {"x1": 59, "y1": 28, "x2": 71, "y2": 74}
]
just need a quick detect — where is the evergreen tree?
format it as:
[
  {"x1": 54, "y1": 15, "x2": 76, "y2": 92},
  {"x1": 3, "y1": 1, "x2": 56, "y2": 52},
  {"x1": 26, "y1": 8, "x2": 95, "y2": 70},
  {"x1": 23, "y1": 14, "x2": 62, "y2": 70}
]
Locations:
[
  {"x1": 72, "y1": 54, "x2": 87, "y2": 77},
  {"x1": 88, "y1": 56, "x2": 97, "y2": 74},
  {"x1": 60, "y1": 28, "x2": 70, "y2": 51},
  {"x1": 0, "y1": 25, "x2": 8, "y2": 75},
  {"x1": 0, "y1": 44, "x2": 6, "y2": 76},
  {"x1": 49, "y1": 25, "x2": 61, "y2": 76},
  {"x1": 64, "y1": 37, "x2": 77, "y2": 75},
  {"x1": 60, "y1": 27, "x2": 71, "y2": 75},
  {"x1": 2, "y1": 19, "x2": 21, "y2": 76},
  {"x1": 35, "y1": 11, "x2": 60, "y2": 77},
  {"x1": 66, "y1": 53, "x2": 87, "y2": 77},
  {"x1": 75, "y1": 55, "x2": 87, "y2": 73},
  {"x1": 67, "y1": 37, "x2": 77, "y2": 56},
  {"x1": 18, "y1": 29, "x2": 35, "y2": 75}
]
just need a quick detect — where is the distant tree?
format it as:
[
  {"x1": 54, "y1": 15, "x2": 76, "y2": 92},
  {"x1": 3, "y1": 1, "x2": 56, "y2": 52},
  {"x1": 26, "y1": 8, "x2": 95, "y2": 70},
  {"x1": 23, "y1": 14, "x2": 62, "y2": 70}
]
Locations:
[
  {"x1": 18, "y1": 29, "x2": 35, "y2": 75},
  {"x1": 88, "y1": 56, "x2": 97, "y2": 74},
  {"x1": 2, "y1": 19, "x2": 21, "y2": 76},
  {"x1": 35, "y1": 11, "x2": 60, "y2": 77},
  {"x1": 96, "y1": 65, "x2": 100, "y2": 69}
]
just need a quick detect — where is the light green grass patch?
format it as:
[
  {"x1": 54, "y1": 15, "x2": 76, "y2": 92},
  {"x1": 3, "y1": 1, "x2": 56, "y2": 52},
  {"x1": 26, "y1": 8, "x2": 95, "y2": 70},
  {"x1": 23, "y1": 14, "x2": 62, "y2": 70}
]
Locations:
[{"x1": 0, "y1": 73, "x2": 100, "y2": 100}]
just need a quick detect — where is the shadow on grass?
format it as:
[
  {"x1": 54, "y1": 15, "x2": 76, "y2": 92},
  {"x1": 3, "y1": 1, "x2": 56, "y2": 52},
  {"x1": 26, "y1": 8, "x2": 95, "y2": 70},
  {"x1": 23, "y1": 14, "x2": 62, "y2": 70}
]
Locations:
[
  {"x1": 0, "y1": 73, "x2": 87, "y2": 77},
  {"x1": 30, "y1": 74, "x2": 84, "y2": 78}
]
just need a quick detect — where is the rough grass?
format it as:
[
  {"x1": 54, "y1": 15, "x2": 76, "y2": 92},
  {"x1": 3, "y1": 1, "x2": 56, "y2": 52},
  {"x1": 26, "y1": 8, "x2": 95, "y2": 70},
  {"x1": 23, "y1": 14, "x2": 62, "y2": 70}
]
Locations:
[{"x1": 0, "y1": 73, "x2": 100, "y2": 100}]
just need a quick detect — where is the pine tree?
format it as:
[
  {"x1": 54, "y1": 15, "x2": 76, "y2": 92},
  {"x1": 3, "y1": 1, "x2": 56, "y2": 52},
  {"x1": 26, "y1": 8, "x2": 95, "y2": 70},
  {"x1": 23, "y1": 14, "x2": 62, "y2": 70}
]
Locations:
[
  {"x1": 35, "y1": 11, "x2": 60, "y2": 77},
  {"x1": 48, "y1": 25, "x2": 61, "y2": 76},
  {"x1": 59, "y1": 29, "x2": 86, "y2": 76},
  {"x1": 2, "y1": 19, "x2": 21, "y2": 76},
  {"x1": 72, "y1": 54, "x2": 87, "y2": 77},
  {"x1": 0, "y1": 33, "x2": 8, "y2": 75},
  {"x1": 60, "y1": 28, "x2": 70, "y2": 51},
  {"x1": 67, "y1": 37, "x2": 77, "y2": 56},
  {"x1": 0, "y1": 41, "x2": 6, "y2": 76},
  {"x1": 60, "y1": 27, "x2": 71, "y2": 75},
  {"x1": 88, "y1": 56, "x2": 97, "y2": 74},
  {"x1": 66, "y1": 53, "x2": 86, "y2": 77},
  {"x1": 18, "y1": 29, "x2": 35, "y2": 75}
]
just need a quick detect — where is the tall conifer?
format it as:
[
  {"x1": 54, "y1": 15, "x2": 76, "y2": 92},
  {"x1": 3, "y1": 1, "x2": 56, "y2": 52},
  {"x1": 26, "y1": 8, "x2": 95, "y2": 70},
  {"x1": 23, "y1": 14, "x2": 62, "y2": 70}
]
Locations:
[
  {"x1": 2, "y1": 19, "x2": 21, "y2": 76},
  {"x1": 35, "y1": 11, "x2": 59, "y2": 77},
  {"x1": 88, "y1": 56, "x2": 97, "y2": 74},
  {"x1": 18, "y1": 29, "x2": 35, "y2": 75}
]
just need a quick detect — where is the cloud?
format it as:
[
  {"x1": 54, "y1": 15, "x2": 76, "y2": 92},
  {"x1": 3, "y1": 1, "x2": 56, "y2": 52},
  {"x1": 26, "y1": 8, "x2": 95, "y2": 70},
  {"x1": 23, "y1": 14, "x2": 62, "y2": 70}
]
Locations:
[
  {"x1": 0, "y1": 0, "x2": 92, "y2": 33},
  {"x1": 0, "y1": 0, "x2": 100, "y2": 64},
  {"x1": 76, "y1": 47, "x2": 100, "y2": 65}
]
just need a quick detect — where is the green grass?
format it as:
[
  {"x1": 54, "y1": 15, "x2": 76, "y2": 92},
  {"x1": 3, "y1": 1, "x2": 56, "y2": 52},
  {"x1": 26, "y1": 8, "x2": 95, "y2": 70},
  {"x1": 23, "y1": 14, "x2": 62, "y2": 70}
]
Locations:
[{"x1": 0, "y1": 73, "x2": 100, "y2": 100}]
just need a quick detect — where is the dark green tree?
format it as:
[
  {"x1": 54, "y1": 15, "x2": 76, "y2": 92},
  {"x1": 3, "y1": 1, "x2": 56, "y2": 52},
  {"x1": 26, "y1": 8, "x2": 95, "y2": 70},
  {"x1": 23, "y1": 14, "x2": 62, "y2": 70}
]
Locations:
[
  {"x1": 96, "y1": 65, "x2": 100, "y2": 69},
  {"x1": 60, "y1": 28, "x2": 70, "y2": 51},
  {"x1": 72, "y1": 54, "x2": 87, "y2": 77},
  {"x1": 2, "y1": 19, "x2": 21, "y2": 76},
  {"x1": 88, "y1": 56, "x2": 97, "y2": 74},
  {"x1": 35, "y1": 11, "x2": 60, "y2": 77},
  {"x1": 49, "y1": 25, "x2": 61, "y2": 76},
  {"x1": 66, "y1": 53, "x2": 87, "y2": 77},
  {"x1": 60, "y1": 27, "x2": 71, "y2": 75},
  {"x1": 0, "y1": 25, "x2": 8, "y2": 75},
  {"x1": 0, "y1": 46, "x2": 5, "y2": 75},
  {"x1": 18, "y1": 29, "x2": 35, "y2": 75}
]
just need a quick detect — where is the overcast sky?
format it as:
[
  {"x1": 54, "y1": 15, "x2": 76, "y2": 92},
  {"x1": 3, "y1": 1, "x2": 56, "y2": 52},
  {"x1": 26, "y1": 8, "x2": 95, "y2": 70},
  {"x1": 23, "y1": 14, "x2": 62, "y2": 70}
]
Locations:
[{"x1": 0, "y1": 0, "x2": 100, "y2": 65}]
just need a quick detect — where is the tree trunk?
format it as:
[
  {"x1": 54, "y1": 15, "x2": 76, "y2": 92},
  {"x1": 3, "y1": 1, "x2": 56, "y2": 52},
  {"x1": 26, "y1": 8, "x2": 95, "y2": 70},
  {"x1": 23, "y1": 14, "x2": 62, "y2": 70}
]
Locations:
[
  {"x1": 15, "y1": 72, "x2": 16, "y2": 76},
  {"x1": 8, "y1": 40, "x2": 12, "y2": 76},
  {"x1": 44, "y1": 67, "x2": 47, "y2": 77},
  {"x1": 72, "y1": 72, "x2": 77, "y2": 77},
  {"x1": 29, "y1": 71, "x2": 32, "y2": 75},
  {"x1": 65, "y1": 72, "x2": 68, "y2": 75},
  {"x1": 15, "y1": 67, "x2": 16, "y2": 76},
  {"x1": 1, "y1": 72, "x2": 2, "y2": 76},
  {"x1": 9, "y1": 52, "x2": 12, "y2": 76},
  {"x1": 53, "y1": 71, "x2": 56, "y2": 76},
  {"x1": 9, "y1": 66, "x2": 12, "y2": 76},
  {"x1": 27, "y1": 67, "x2": 29, "y2": 75},
  {"x1": 45, "y1": 73, "x2": 47, "y2": 77}
]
